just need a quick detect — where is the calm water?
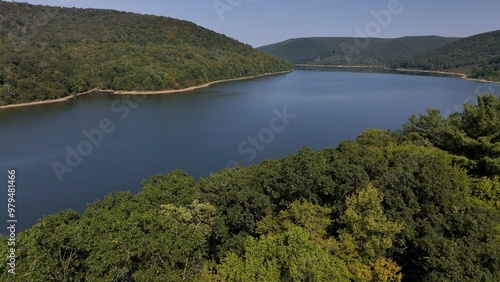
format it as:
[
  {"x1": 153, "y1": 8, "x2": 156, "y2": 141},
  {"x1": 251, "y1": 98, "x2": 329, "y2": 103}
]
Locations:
[{"x1": 1, "y1": 70, "x2": 500, "y2": 231}]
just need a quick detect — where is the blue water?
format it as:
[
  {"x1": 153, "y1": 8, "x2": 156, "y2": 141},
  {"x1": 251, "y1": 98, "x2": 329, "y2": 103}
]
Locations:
[{"x1": 1, "y1": 70, "x2": 499, "y2": 231}]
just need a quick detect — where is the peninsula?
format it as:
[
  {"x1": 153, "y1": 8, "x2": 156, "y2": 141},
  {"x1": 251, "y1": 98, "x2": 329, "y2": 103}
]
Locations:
[{"x1": 0, "y1": 2, "x2": 291, "y2": 107}]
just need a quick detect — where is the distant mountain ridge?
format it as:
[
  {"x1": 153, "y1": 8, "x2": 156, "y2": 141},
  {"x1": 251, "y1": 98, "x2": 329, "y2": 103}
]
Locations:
[
  {"x1": 0, "y1": 2, "x2": 291, "y2": 106},
  {"x1": 257, "y1": 30, "x2": 500, "y2": 81},
  {"x1": 394, "y1": 30, "x2": 500, "y2": 81},
  {"x1": 257, "y1": 36, "x2": 460, "y2": 66}
]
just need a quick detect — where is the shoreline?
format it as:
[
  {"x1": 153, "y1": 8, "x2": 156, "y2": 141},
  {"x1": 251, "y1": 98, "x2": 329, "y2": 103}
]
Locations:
[
  {"x1": 0, "y1": 70, "x2": 292, "y2": 109},
  {"x1": 387, "y1": 68, "x2": 497, "y2": 83},
  {"x1": 0, "y1": 88, "x2": 103, "y2": 109},
  {"x1": 295, "y1": 64, "x2": 387, "y2": 68},
  {"x1": 113, "y1": 70, "x2": 292, "y2": 95},
  {"x1": 295, "y1": 64, "x2": 499, "y2": 83}
]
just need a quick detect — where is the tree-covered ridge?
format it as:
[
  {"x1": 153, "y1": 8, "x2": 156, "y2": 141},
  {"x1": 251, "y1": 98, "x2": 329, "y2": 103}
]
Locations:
[
  {"x1": 0, "y1": 2, "x2": 292, "y2": 106},
  {"x1": 394, "y1": 30, "x2": 500, "y2": 81},
  {"x1": 1, "y1": 94, "x2": 499, "y2": 281},
  {"x1": 256, "y1": 36, "x2": 459, "y2": 66},
  {"x1": 258, "y1": 30, "x2": 500, "y2": 81}
]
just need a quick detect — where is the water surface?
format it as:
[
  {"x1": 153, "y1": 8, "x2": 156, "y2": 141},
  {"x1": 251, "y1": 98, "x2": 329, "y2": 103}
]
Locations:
[{"x1": 1, "y1": 70, "x2": 499, "y2": 231}]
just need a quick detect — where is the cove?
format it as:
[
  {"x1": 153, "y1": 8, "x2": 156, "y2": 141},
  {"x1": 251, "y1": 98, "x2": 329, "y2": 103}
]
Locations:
[{"x1": 1, "y1": 70, "x2": 499, "y2": 231}]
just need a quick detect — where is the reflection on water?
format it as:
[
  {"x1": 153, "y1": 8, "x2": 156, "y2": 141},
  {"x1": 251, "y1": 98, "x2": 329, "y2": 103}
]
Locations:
[{"x1": 1, "y1": 70, "x2": 499, "y2": 231}]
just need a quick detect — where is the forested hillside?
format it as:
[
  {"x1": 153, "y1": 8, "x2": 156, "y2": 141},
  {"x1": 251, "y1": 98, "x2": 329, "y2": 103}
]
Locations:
[
  {"x1": 394, "y1": 30, "x2": 500, "y2": 81},
  {"x1": 258, "y1": 30, "x2": 500, "y2": 81},
  {"x1": 0, "y1": 2, "x2": 291, "y2": 106},
  {"x1": 257, "y1": 36, "x2": 459, "y2": 66},
  {"x1": 2, "y1": 94, "x2": 499, "y2": 281}
]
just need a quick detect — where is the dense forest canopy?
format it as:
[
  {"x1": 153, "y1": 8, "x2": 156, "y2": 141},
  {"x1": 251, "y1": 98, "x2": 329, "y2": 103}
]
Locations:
[
  {"x1": 0, "y1": 2, "x2": 291, "y2": 106},
  {"x1": 2, "y1": 94, "x2": 499, "y2": 281},
  {"x1": 394, "y1": 30, "x2": 500, "y2": 81},
  {"x1": 258, "y1": 30, "x2": 500, "y2": 81},
  {"x1": 257, "y1": 36, "x2": 459, "y2": 66}
]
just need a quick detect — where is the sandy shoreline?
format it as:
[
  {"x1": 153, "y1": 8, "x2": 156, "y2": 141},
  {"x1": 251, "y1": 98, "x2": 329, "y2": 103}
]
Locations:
[
  {"x1": 385, "y1": 67, "x2": 498, "y2": 83},
  {"x1": 295, "y1": 64, "x2": 499, "y2": 83},
  {"x1": 0, "y1": 88, "x2": 103, "y2": 109},
  {"x1": 0, "y1": 71, "x2": 291, "y2": 109},
  {"x1": 295, "y1": 64, "x2": 386, "y2": 68},
  {"x1": 2, "y1": 67, "x2": 496, "y2": 110},
  {"x1": 113, "y1": 70, "x2": 291, "y2": 95}
]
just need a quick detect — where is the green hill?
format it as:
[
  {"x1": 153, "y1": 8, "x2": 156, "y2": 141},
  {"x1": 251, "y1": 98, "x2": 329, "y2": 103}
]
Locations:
[
  {"x1": 257, "y1": 36, "x2": 459, "y2": 65},
  {"x1": 0, "y1": 2, "x2": 291, "y2": 106},
  {"x1": 394, "y1": 30, "x2": 500, "y2": 81}
]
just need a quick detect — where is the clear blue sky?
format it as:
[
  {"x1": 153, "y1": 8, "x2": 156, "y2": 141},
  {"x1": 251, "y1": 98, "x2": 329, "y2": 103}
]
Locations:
[{"x1": 10, "y1": 0, "x2": 500, "y2": 47}]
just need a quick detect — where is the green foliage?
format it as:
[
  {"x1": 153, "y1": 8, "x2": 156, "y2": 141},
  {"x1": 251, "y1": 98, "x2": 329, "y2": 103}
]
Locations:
[
  {"x1": 0, "y1": 2, "x2": 291, "y2": 106},
  {"x1": 338, "y1": 184, "x2": 403, "y2": 260},
  {"x1": 217, "y1": 227, "x2": 351, "y2": 282},
  {"x1": 396, "y1": 30, "x2": 500, "y2": 80},
  {"x1": 256, "y1": 200, "x2": 333, "y2": 243},
  {"x1": 470, "y1": 176, "x2": 500, "y2": 209},
  {"x1": 258, "y1": 30, "x2": 500, "y2": 81},
  {"x1": 355, "y1": 128, "x2": 398, "y2": 147},
  {"x1": 81, "y1": 196, "x2": 218, "y2": 281},
  {"x1": 2, "y1": 95, "x2": 500, "y2": 281},
  {"x1": 12, "y1": 210, "x2": 86, "y2": 282},
  {"x1": 257, "y1": 36, "x2": 459, "y2": 65},
  {"x1": 140, "y1": 170, "x2": 199, "y2": 206},
  {"x1": 257, "y1": 198, "x2": 403, "y2": 282},
  {"x1": 403, "y1": 93, "x2": 500, "y2": 177},
  {"x1": 334, "y1": 184, "x2": 403, "y2": 281}
]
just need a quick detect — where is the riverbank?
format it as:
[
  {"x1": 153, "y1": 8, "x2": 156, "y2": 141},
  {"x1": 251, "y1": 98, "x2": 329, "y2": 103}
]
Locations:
[
  {"x1": 387, "y1": 68, "x2": 498, "y2": 83},
  {"x1": 295, "y1": 64, "x2": 499, "y2": 83},
  {"x1": 113, "y1": 70, "x2": 292, "y2": 95},
  {"x1": 0, "y1": 88, "x2": 104, "y2": 109},
  {"x1": 294, "y1": 64, "x2": 387, "y2": 68},
  {"x1": 0, "y1": 70, "x2": 292, "y2": 109}
]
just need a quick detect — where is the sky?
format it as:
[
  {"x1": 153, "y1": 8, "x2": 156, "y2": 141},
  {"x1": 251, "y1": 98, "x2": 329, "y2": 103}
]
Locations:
[{"x1": 9, "y1": 0, "x2": 500, "y2": 47}]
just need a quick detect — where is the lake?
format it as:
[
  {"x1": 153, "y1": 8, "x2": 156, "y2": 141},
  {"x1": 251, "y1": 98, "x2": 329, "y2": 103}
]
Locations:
[{"x1": 1, "y1": 70, "x2": 500, "y2": 231}]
